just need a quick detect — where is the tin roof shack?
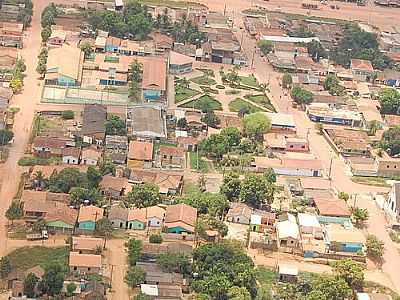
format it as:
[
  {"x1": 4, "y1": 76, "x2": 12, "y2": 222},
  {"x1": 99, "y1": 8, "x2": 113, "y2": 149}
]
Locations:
[
  {"x1": 276, "y1": 214, "x2": 300, "y2": 252},
  {"x1": 263, "y1": 112, "x2": 296, "y2": 133},
  {"x1": 69, "y1": 252, "x2": 102, "y2": 275},
  {"x1": 307, "y1": 103, "x2": 364, "y2": 127},
  {"x1": 164, "y1": 203, "x2": 197, "y2": 234},
  {"x1": 324, "y1": 128, "x2": 370, "y2": 157},
  {"x1": 129, "y1": 169, "x2": 183, "y2": 195},
  {"x1": 81, "y1": 104, "x2": 107, "y2": 145},
  {"x1": 226, "y1": 202, "x2": 252, "y2": 225},
  {"x1": 313, "y1": 198, "x2": 351, "y2": 218},
  {"x1": 297, "y1": 213, "x2": 323, "y2": 239},
  {"x1": 325, "y1": 224, "x2": 366, "y2": 253},
  {"x1": 252, "y1": 157, "x2": 323, "y2": 177},
  {"x1": 71, "y1": 236, "x2": 103, "y2": 254},
  {"x1": 128, "y1": 105, "x2": 167, "y2": 140},
  {"x1": 278, "y1": 264, "x2": 298, "y2": 283}
]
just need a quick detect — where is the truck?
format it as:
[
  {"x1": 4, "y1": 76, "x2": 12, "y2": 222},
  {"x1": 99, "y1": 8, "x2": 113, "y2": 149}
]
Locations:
[
  {"x1": 302, "y1": 2, "x2": 319, "y2": 9},
  {"x1": 26, "y1": 230, "x2": 49, "y2": 241}
]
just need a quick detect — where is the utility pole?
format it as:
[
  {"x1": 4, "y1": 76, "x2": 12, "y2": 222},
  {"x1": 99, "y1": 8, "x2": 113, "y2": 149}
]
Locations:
[
  {"x1": 328, "y1": 157, "x2": 333, "y2": 180},
  {"x1": 251, "y1": 46, "x2": 256, "y2": 69}
]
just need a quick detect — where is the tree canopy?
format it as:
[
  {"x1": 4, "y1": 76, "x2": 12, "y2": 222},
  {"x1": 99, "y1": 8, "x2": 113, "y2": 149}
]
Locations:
[
  {"x1": 365, "y1": 234, "x2": 385, "y2": 260},
  {"x1": 0, "y1": 129, "x2": 13, "y2": 145},
  {"x1": 38, "y1": 263, "x2": 66, "y2": 296},
  {"x1": 126, "y1": 183, "x2": 160, "y2": 208},
  {"x1": 324, "y1": 75, "x2": 345, "y2": 96},
  {"x1": 105, "y1": 116, "x2": 127, "y2": 136},
  {"x1": 257, "y1": 40, "x2": 273, "y2": 56},
  {"x1": 291, "y1": 86, "x2": 313, "y2": 105},
  {"x1": 242, "y1": 113, "x2": 271, "y2": 140},
  {"x1": 378, "y1": 88, "x2": 400, "y2": 115},
  {"x1": 380, "y1": 125, "x2": 400, "y2": 156}
]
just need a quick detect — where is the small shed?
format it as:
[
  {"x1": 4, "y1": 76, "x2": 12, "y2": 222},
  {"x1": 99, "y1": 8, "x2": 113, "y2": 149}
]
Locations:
[{"x1": 278, "y1": 264, "x2": 298, "y2": 283}]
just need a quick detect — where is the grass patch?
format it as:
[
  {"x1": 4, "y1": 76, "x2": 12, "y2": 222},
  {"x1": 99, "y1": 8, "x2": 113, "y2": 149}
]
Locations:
[
  {"x1": 239, "y1": 75, "x2": 259, "y2": 88},
  {"x1": 245, "y1": 94, "x2": 276, "y2": 112},
  {"x1": 183, "y1": 180, "x2": 201, "y2": 195},
  {"x1": 190, "y1": 75, "x2": 217, "y2": 86},
  {"x1": 138, "y1": 0, "x2": 206, "y2": 8},
  {"x1": 18, "y1": 156, "x2": 60, "y2": 166},
  {"x1": 200, "y1": 85, "x2": 219, "y2": 94},
  {"x1": 180, "y1": 95, "x2": 222, "y2": 111},
  {"x1": 7, "y1": 246, "x2": 69, "y2": 271},
  {"x1": 175, "y1": 85, "x2": 200, "y2": 103},
  {"x1": 189, "y1": 151, "x2": 209, "y2": 172},
  {"x1": 256, "y1": 266, "x2": 277, "y2": 287},
  {"x1": 229, "y1": 98, "x2": 263, "y2": 113},
  {"x1": 351, "y1": 176, "x2": 390, "y2": 188},
  {"x1": 226, "y1": 90, "x2": 240, "y2": 95}
]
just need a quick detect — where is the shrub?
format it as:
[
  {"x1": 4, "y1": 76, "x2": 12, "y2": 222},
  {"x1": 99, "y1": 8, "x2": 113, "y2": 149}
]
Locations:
[
  {"x1": 61, "y1": 110, "x2": 74, "y2": 120},
  {"x1": 149, "y1": 234, "x2": 163, "y2": 244}
]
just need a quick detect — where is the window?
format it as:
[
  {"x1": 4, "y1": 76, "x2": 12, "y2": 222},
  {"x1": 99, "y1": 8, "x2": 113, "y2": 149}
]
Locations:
[
  {"x1": 289, "y1": 145, "x2": 294, "y2": 148},
  {"x1": 74, "y1": 266, "x2": 77, "y2": 271},
  {"x1": 301, "y1": 145, "x2": 305, "y2": 149},
  {"x1": 88, "y1": 267, "x2": 91, "y2": 271}
]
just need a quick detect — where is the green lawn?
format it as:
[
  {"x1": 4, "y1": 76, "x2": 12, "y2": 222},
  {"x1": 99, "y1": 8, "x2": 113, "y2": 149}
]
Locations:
[
  {"x1": 245, "y1": 94, "x2": 276, "y2": 112},
  {"x1": 239, "y1": 75, "x2": 259, "y2": 88},
  {"x1": 7, "y1": 246, "x2": 69, "y2": 271},
  {"x1": 175, "y1": 85, "x2": 200, "y2": 103},
  {"x1": 229, "y1": 98, "x2": 263, "y2": 113},
  {"x1": 180, "y1": 95, "x2": 222, "y2": 111},
  {"x1": 189, "y1": 151, "x2": 209, "y2": 172},
  {"x1": 190, "y1": 75, "x2": 217, "y2": 86}
]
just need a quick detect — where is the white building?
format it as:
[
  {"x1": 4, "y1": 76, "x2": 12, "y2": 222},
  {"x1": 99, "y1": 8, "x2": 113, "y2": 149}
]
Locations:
[
  {"x1": 297, "y1": 213, "x2": 323, "y2": 238},
  {"x1": 383, "y1": 182, "x2": 400, "y2": 222}
]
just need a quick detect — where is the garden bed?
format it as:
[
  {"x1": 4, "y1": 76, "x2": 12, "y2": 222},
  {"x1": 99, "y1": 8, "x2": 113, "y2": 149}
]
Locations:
[
  {"x1": 239, "y1": 75, "x2": 259, "y2": 88},
  {"x1": 175, "y1": 85, "x2": 200, "y2": 103},
  {"x1": 190, "y1": 75, "x2": 217, "y2": 86},
  {"x1": 229, "y1": 98, "x2": 264, "y2": 113},
  {"x1": 245, "y1": 94, "x2": 276, "y2": 112}
]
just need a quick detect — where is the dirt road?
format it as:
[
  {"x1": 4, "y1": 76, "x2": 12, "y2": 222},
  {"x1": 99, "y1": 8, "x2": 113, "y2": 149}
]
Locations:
[{"x1": 0, "y1": 0, "x2": 48, "y2": 256}]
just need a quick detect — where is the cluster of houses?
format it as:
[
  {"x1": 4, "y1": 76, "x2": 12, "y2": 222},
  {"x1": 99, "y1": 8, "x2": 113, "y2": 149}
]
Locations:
[{"x1": 226, "y1": 177, "x2": 367, "y2": 260}]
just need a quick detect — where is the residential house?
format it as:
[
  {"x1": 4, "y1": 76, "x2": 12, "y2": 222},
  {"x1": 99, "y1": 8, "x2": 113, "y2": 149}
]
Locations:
[
  {"x1": 263, "y1": 112, "x2": 296, "y2": 132},
  {"x1": 297, "y1": 213, "x2": 323, "y2": 238},
  {"x1": 146, "y1": 206, "x2": 166, "y2": 227},
  {"x1": 356, "y1": 293, "x2": 393, "y2": 300},
  {"x1": 140, "y1": 284, "x2": 183, "y2": 300},
  {"x1": 273, "y1": 42, "x2": 308, "y2": 59},
  {"x1": 95, "y1": 36, "x2": 107, "y2": 52},
  {"x1": 0, "y1": 47, "x2": 17, "y2": 70},
  {"x1": 105, "y1": 36, "x2": 121, "y2": 53},
  {"x1": 164, "y1": 203, "x2": 197, "y2": 234},
  {"x1": 127, "y1": 208, "x2": 147, "y2": 230},
  {"x1": 250, "y1": 210, "x2": 276, "y2": 232},
  {"x1": 313, "y1": 198, "x2": 351, "y2": 218},
  {"x1": 264, "y1": 133, "x2": 309, "y2": 152},
  {"x1": 105, "y1": 135, "x2": 129, "y2": 152},
  {"x1": 80, "y1": 280, "x2": 106, "y2": 300},
  {"x1": 45, "y1": 204, "x2": 78, "y2": 233},
  {"x1": 71, "y1": 237, "x2": 103, "y2": 254},
  {"x1": 226, "y1": 202, "x2": 252, "y2": 224},
  {"x1": 169, "y1": 51, "x2": 194, "y2": 75},
  {"x1": 383, "y1": 69, "x2": 400, "y2": 87},
  {"x1": 32, "y1": 136, "x2": 70, "y2": 157},
  {"x1": 136, "y1": 262, "x2": 184, "y2": 286},
  {"x1": 127, "y1": 141, "x2": 153, "y2": 169},
  {"x1": 62, "y1": 147, "x2": 81, "y2": 165},
  {"x1": 375, "y1": 151, "x2": 400, "y2": 177},
  {"x1": 0, "y1": 22, "x2": 24, "y2": 48},
  {"x1": 81, "y1": 147, "x2": 102, "y2": 166},
  {"x1": 78, "y1": 205, "x2": 104, "y2": 231},
  {"x1": 45, "y1": 45, "x2": 83, "y2": 86},
  {"x1": 307, "y1": 103, "x2": 364, "y2": 127},
  {"x1": 325, "y1": 224, "x2": 365, "y2": 253},
  {"x1": 150, "y1": 32, "x2": 173, "y2": 53},
  {"x1": 158, "y1": 145, "x2": 185, "y2": 169},
  {"x1": 278, "y1": 264, "x2": 298, "y2": 283},
  {"x1": 253, "y1": 157, "x2": 323, "y2": 177},
  {"x1": 324, "y1": 128, "x2": 370, "y2": 157},
  {"x1": 383, "y1": 182, "x2": 400, "y2": 221},
  {"x1": 129, "y1": 169, "x2": 183, "y2": 195},
  {"x1": 141, "y1": 57, "x2": 167, "y2": 102},
  {"x1": 69, "y1": 252, "x2": 102, "y2": 274},
  {"x1": 208, "y1": 39, "x2": 241, "y2": 64},
  {"x1": 108, "y1": 206, "x2": 129, "y2": 229},
  {"x1": 128, "y1": 105, "x2": 167, "y2": 140},
  {"x1": 276, "y1": 216, "x2": 300, "y2": 250},
  {"x1": 99, "y1": 175, "x2": 132, "y2": 198},
  {"x1": 81, "y1": 104, "x2": 107, "y2": 145},
  {"x1": 351, "y1": 59, "x2": 374, "y2": 82},
  {"x1": 47, "y1": 29, "x2": 67, "y2": 47},
  {"x1": 119, "y1": 40, "x2": 140, "y2": 56},
  {"x1": 177, "y1": 136, "x2": 199, "y2": 152}
]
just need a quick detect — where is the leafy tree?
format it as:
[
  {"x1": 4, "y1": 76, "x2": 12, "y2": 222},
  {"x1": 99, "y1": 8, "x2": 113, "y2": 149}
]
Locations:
[
  {"x1": 282, "y1": 73, "x2": 293, "y2": 89},
  {"x1": 181, "y1": 191, "x2": 228, "y2": 217},
  {"x1": 378, "y1": 88, "x2": 400, "y2": 115},
  {"x1": 228, "y1": 286, "x2": 251, "y2": 300},
  {"x1": 130, "y1": 59, "x2": 143, "y2": 82},
  {"x1": 149, "y1": 234, "x2": 162, "y2": 244},
  {"x1": 99, "y1": 160, "x2": 116, "y2": 176},
  {"x1": 365, "y1": 234, "x2": 385, "y2": 260},
  {"x1": 48, "y1": 168, "x2": 89, "y2": 193},
  {"x1": 367, "y1": 120, "x2": 380, "y2": 136},
  {"x1": 315, "y1": 123, "x2": 324, "y2": 135},
  {"x1": 242, "y1": 113, "x2": 271, "y2": 140},
  {"x1": 307, "y1": 41, "x2": 327, "y2": 61},
  {"x1": 95, "y1": 218, "x2": 114, "y2": 249},
  {"x1": 134, "y1": 293, "x2": 152, "y2": 300},
  {"x1": 323, "y1": 75, "x2": 345, "y2": 96},
  {"x1": 240, "y1": 173, "x2": 273, "y2": 207},
  {"x1": 69, "y1": 187, "x2": 103, "y2": 206},
  {"x1": 125, "y1": 238, "x2": 142, "y2": 266},
  {"x1": 306, "y1": 276, "x2": 351, "y2": 300},
  {"x1": 157, "y1": 252, "x2": 191, "y2": 274},
  {"x1": 36, "y1": 62, "x2": 47, "y2": 76},
  {"x1": 199, "y1": 133, "x2": 229, "y2": 160},
  {"x1": 338, "y1": 192, "x2": 349, "y2": 202},
  {"x1": 177, "y1": 117, "x2": 187, "y2": 129},
  {"x1": 10, "y1": 78, "x2": 23, "y2": 93},
  {"x1": 126, "y1": 183, "x2": 160, "y2": 208},
  {"x1": 257, "y1": 40, "x2": 273, "y2": 56},
  {"x1": 80, "y1": 42, "x2": 93, "y2": 59},
  {"x1": 5, "y1": 200, "x2": 23, "y2": 225},
  {"x1": 24, "y1": 272, "x2": 39, "y2": 298},
  {"x1": 61, "y1": 110, "x2": 74, "y2": 120},
  {"x1": 87, "y1": 166, "x2": 102, "y2": 188},
  {"x1": 221, "y1": 127, "x2": 241, "y2": 149},
  {"x1": 192, "y1": 241, "x2": 257, "y2": 299},
  {"x1": 41, "y1": 26, "x2": 51, "y2": 42},
  {"x1": 201, "y1": 111, "x2": 220, "y2": 128},
  {"x1": 105, "y1": 115, "x2": 127, "y2": 136},
  {"x1": 220, "y1": 172, "x2": 241, "y2": 201},
  {"x1": 332, "y1": 259, "x2": 364, "y2": 292},
  {"x1": 196, "y1": 215, "x2": 228, "y2": 238},
  {"x1": 15, "y1": 58, "x2": 26, "y2": 73},
  {"x1": 351, "y1": 207, "x2": 369, "y2": 227},
  {"x1": 380, "y1": 126, "x2": 400, "y2": 156},
  {"x1": 0, "y1": 129, "x2": 13, "y2": 145},
  {"x1": 291, "y1": 86, "x2": 313, "y2": 105},
  {"x1": 0, "y1": 256, "x2": 11, "y2": 279},
  {"x1": 38, "y1": 263, "x2": 66, "y2": 296},
  {"x1": 263, "y1": 167, "x2": 276, "y2": 183},
  {"x1": 125, "y1": 266, "x2": 145, "y2": 287},
  {"x1": 66, "y1": 282, "x2": 77, "y2": 297}
]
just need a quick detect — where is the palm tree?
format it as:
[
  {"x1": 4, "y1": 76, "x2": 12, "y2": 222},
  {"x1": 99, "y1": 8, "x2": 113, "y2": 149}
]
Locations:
[
  {"x1": 351, "y1": 207, "x2": 369, "y2": 228},
  {"x1": 367, "y1": 120, "x2": 379, "y2": 136}
]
